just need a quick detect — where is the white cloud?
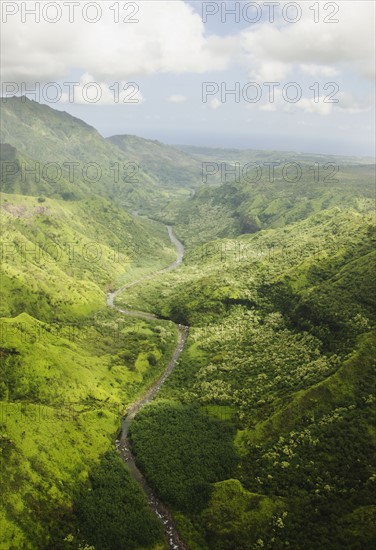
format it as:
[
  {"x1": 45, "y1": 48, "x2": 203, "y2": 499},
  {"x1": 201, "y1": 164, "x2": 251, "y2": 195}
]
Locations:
[
  {"x1": 1, "y1": 1, "x2": 373, "y2": 92},
  {"x1": 249, "y1": 60, "x2": 292, "y2": 82},
  {"x1": 335, "y1": 92, "x2": 374, "y2": 114},
  {"x1": 209, "y1": 98, "x2": 222, "y2": 110},
  {"x1": 297, "y1": 97, "x2": 333, "y2": 116},
  {"x1": 59, "y1": 73, "x2": 144, "y2": 105},
  {"x1": 0, "y1": 1, "x2": 233, "y2": 83},
  {"x1": 300, "y1": 64, "x2": 340, "y2": 77},
  {"x1": 168, "y1": 95, "x2": 187, "y2": 103},
  {"x1": 256, "y1": 88, "x2": 335, "y2": 116},
  {"x1": 241, "y1": 1, "x2": 375, "y2": 82},
  {"x1": 256, "y1": 88, "x2": 283, "y2": 111},
  {"x1": 259, "y1": 103, "x2": 277, "y2": 112},
  {"x1": 256, "y1": 87, "x2": 374, "y2": 117}
]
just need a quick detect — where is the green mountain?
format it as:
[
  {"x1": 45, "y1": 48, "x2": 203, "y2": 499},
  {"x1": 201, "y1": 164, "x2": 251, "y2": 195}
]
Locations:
[
  {"x1": 0, "y1": 99, "x2": 181, "y2": 549},
  {"x1": 1, "y1": 99, "x2": 375, "y2": 550},
  {"x1": 108, "y1": 134, "x2": 203, "y2": 189},
  {"x1": 116, "y1": 206, "x2": 376, "y2": 549},
  {"x1": 0, "y1": 97, "x2": 194, "y2": 212},
  {"x1": 112, "y1": 148, "x2": 375, "y2": 549},
  {"x1": 167, "y1": 160, "x2": 375, "y2": 247}
]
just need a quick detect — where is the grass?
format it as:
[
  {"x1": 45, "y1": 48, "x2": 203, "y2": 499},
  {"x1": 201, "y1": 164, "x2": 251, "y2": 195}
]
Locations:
[{"x1": 0, "y1": 188, "x2": 180, "y2": 548}]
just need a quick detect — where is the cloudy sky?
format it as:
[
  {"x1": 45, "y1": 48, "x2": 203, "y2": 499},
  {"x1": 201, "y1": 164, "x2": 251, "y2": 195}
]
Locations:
[{"x1": 1, "y1": 0, "x2": 375, "y2": 155}]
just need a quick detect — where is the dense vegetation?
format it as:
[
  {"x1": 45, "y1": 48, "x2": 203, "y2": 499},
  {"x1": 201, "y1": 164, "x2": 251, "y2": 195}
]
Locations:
[
  {"x1": 130, "y1": 401, "x2": 237, "y2": 512},
  {"x1": 0, "y1": 97, "x2": 198, "y2": 213},
  {"x1": 1, "y1": 98, "x2": 375, "y2": 549},
  {"x1": 74, "y1": 451, "x2": 164, "y2": 550},
  {"x1": 0, "y1": 101, "x2": 182, "y2": 547},
  {"x1": 108, "y1": 135, "x2": 204, "y2": 190},
  {"x1": 116, "y1": 166, "x2": 375, "y2": 548}
]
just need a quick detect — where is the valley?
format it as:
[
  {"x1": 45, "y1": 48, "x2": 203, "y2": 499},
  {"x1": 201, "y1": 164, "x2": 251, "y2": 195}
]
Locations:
[
  {"x1": 0, "y1": 98, "x2": 375, "y2": 550},
  {"x1": 109, "y1": 224, "x2": 189, "y2": 550}
]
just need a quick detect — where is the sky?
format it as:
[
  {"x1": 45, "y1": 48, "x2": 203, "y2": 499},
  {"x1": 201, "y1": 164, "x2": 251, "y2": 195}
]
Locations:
[{"x1": 1, "y1": 0, "x2": 375, "y2": 155}]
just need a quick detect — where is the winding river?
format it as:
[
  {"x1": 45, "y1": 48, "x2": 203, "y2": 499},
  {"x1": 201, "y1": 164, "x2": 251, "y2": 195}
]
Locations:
[{"x1": 107, "y1": 225, "x2": 189, "y2": 550}]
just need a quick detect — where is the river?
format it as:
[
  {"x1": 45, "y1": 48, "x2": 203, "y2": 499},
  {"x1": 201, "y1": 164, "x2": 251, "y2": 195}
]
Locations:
[{"x1": 107, "y1": 225, "x2": 189, "y2": 550}]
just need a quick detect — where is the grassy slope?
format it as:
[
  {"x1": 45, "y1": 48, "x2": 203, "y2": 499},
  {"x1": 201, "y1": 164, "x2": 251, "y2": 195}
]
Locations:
[
  {"x1": 0, "y1": 192, "x2": 175, "y2": 321},
  {"x1": 121, "y1": 202, "x2": 375, "y2": 548},
  {"x1": 1, "y1": 99, "x2": 375, "y2": 548},
  {"x1": 0, "y1": 98, "x2": 199, "y2": 214},
  {"x1": 0, "y1": 189, "x2": 178, "y2": 548},
  {"x1": 0, "y1": 311, "x2": 176, "y2": 549},
  {"x1": 169, "y1": 163, "x2": 375, "y2": 247},
  {"x1": 108, "y1": 134, "x2": 203, "y2": 189}
]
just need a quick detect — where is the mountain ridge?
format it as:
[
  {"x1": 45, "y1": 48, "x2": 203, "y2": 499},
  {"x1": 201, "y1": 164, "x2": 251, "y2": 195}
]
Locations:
[{"x1": 0, "y1": 97, "x2": 375, "y2": 550}]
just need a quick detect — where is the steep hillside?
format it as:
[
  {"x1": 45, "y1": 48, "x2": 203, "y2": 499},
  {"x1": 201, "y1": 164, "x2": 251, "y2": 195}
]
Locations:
[
  {"x1": 168, "y1": 162, "x2": 375, "y2": 246},
  {"x1": 0, "y1": 190, "x2": 177, "y2": 548},
  {"x1": 0, "y1": 143, "x2": 84, "y2": 200},
  {"x1": 108, "y1": 134, "x2": 203, "y2": 189},
  {"x1": 0, "y1": 192, "x2": 175, "y2": 322},
  {"x1": 0, "y1": 97, "x2": 190, "y2": 212},
  {"x1": 1, "y1": 98, "x2": 374, "y2": 550},
  {"x1": 0, "y1": 102, "x2": 181, "y2": 547},
  {"x1": 115, "y1": 206, "x2": 375, "y2": 549},
  {"x1": 0, "y1": 306, "x2": 176, "y2": 548}
]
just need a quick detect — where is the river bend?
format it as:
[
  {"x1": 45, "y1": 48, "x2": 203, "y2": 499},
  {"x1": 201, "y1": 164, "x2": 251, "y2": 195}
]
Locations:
[{"x1": 107, "y1": 225, "x2": 188, "y2": 550}]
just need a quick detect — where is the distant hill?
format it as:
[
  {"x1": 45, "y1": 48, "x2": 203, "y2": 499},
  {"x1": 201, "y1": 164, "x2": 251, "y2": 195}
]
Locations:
[
  {"x1": 108, "y1": 134, "x2": 204, "y2": 189},
  {"x1": 0, "y1": 97, "x2": 194, "y2": 211},
  {"x1": 175, "y1": 144, "x2": 376, "y2": 166},
  {"x1": 168, "y1": 158, "x2": 375, "y2": 246}
]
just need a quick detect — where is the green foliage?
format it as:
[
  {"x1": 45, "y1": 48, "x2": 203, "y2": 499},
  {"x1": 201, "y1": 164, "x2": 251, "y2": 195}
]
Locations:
[
  {"x1": 0, "y1": 311, "x2": 177, "y2": 548},
  {"x1": 0, "y1": 192, "x2": 176, "y2": 321},
  {"x1": 74, "y1": 451, "x2": 164, "y2": 549},
  {"x1": 201, "y1": 479, "x2": 286, "y2": 550},
  {"x1": 0, "y1": 149, "x2": 178, "y2": 547},
  {"x1": 130, "y1": 401, "x2": 237, "y2": 512},
  {"x1": 119, "y1": 202, "x2": 375, "y2": 547},
  {"x1": 1, "y1": 99, "x2": 375, "y2": 549},
  {"x1": 171, "y1": 158, "x2": 374, "y2": 247}
]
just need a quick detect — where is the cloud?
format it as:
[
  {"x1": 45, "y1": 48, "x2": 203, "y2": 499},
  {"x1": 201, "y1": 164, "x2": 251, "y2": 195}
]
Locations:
[
  {"x1": 335, "y1": 92, "x2": 374, "y2": 114},
  {"x1": 256, "y1": 89, "x2": 334, "y2": 116},
  {"x1": 241, "y1": 1, "x2": 375, "y2": 82},
  {"x1": 259, "y1": 103, "x2": 277, "y2": 112},
  {"x1": 60, "y1": 73, "x2": 144, "y2": 105},
  {"x1": 2, "y1": 0, "x2": 373, "y2": 90},
  {"x1": 297, "y1": 97, "x2": 333, "y2": 116},
  {"x1": 249, "y1": 60, "x2": 292, "y2": 82},
  {"x1": 209, "y1": 98, "x2": 222, "y2": 110},
  {"x1": 0, "y1": 1, "x2": 233, "y2": 83},
  {"x1": 300, "y1": 64, "x2": 340, "y2": 77},
  {"x1": 168, "y1": 95, "x2": 187, "y2": 103},
  {"x1": 256, "y1": 88, "x2": 373, "y2": 117}
]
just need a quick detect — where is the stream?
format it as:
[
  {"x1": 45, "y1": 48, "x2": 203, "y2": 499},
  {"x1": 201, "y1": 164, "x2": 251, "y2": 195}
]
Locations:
[{"x1": 107, "y1": 225, "x2": 189, "y2": 550}]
